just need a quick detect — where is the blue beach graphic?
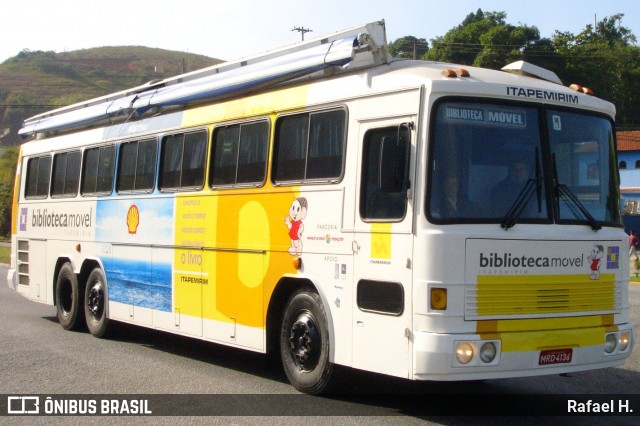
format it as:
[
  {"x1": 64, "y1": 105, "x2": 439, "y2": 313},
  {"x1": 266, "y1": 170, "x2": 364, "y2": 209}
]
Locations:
[{"x1": 103, "y1": 258, "x2": 172, "y2": 312}]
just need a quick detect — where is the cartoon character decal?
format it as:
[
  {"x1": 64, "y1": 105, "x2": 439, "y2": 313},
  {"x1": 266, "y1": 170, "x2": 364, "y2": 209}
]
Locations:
[
  {"x1": 285, "y1": 197, "x2": 308, "y2": 256},
  {"x1": 587, "y1": 244, "x2": 604, "y2": 280}
]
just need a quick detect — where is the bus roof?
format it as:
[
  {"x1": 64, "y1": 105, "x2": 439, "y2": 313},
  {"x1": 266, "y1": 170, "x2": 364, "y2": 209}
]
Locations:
[
  {"x1": 19, "y1": 20, "x2": 614, "y2": 140},
  {"x1": 19, "y1": 21, "x2": 391, "y2": 139}
]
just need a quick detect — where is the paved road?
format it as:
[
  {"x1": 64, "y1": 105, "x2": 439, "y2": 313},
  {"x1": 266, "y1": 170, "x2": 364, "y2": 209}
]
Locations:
[{"x1": 0, "y1": 264, "x2": 638, "y2": 424}]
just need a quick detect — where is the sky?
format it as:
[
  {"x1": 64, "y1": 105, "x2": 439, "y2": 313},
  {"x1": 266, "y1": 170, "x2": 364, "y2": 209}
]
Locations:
[{"x1": 1, "y1": 0, "x2": 638, "y2": 64}]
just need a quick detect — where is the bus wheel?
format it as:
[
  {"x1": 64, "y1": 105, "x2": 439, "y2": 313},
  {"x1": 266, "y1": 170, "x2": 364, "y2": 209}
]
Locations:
[
  {"x1": 280, "y1": 289, "x2": 334, "y2": 394},
  {"x1": 84, "y1": 268, "x2": 110, "y2": 338},
  {"x1": 55, "y1": 262, "x2": 84, "y2": 330}
]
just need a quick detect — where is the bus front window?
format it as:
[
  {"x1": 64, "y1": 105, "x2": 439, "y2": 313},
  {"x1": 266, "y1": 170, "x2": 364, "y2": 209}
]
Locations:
[
  {"x1": 547, "y1": 110, "x2": 620, "y2": 225},
  {"x1": 428, "y1": 101, "x2": 548, "y2": 224},
  {"x1": 427, "y1": 100, "x2": 620, "y2": 228}
]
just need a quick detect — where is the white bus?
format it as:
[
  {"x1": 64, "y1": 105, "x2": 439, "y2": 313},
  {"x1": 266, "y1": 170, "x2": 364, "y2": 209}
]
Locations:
[{"x1": 7, "y1": 21, "x2": 634, "y2": 394}]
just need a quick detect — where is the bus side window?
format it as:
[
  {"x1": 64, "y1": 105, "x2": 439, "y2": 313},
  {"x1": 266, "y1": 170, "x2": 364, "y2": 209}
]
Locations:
[
  {"x1": 160, "y1": 130, "x2": 207, "y2": 191},
  {"x1": 117, "y1": 139, "x2": 157, "y2": 193},
  {"x1": 51, "y1": 151, "x2": 81, "y2": 197},
  {"x1": 210, "y1": 120, "x2": 269, "y2": 188},
  {"x1": 81, "y1": 145, "x2": 115, "y2": 195},
  {"x1": 273, "y1": 109, "x2": 346, "y2": 184},
  {"x1": 25, "y1": 155, "x2": 52, "y2": 199},
  {"x1": 360, "y1": 127, "x2": 409, "y2": 221}
]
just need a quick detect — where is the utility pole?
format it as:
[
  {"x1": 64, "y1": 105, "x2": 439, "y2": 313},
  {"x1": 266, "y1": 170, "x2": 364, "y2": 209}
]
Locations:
[{"x1": 292, "y1": 26, "x2": 313, "y2": 41}]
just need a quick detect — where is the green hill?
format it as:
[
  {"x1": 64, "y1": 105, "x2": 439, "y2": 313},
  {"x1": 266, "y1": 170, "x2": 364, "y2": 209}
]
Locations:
[{"x1": 0, "y1": 46, "x2": 223, "y2": 146}]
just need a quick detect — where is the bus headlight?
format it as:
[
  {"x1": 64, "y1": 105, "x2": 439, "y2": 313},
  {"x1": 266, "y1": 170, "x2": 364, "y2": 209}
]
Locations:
[
  {"x1": 619, "y1": 332, "x2": 631, "y2": 352},
  {"x1": 479, "y1": 342, "x2": 497, "y2": 363},
  {"x1": 455, "y1": 342, "x2": 474, "y2": 364},
  {"x1": 604, "y1": 333, "x2": 617, "y2": 353}
]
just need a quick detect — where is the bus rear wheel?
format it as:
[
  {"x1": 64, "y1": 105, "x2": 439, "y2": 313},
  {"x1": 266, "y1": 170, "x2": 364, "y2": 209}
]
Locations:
[
  {"x1": 55, "y1": 262, "x2": 84, "y2": 331},
  {"x1": 84, "y1": 268, "x2": 111, "y2": 338},
  {"x1": 280, "y1": 289, "x2": 334, "y2": 394}
]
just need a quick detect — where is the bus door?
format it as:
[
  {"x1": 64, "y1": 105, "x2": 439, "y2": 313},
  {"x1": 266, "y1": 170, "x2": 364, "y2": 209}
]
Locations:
[{"x1": 352, "y1": 120, "x2": 414, "y2": 378}]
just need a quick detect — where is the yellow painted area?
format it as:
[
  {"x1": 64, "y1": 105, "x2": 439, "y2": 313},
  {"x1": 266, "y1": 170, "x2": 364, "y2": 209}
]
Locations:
[
  {"x1": 11, "y1": 148, "x2": 22, "y2": 235},
  {"x1": 477, "y1": 314, "x2": 614, "y2": 334},
  {"x1": 475, "y1": 273, "x2": 619, "y2": 352},
  {"x1": 171, "y1": 72, "x2": 311, "y2": 327},
  {"x1": 495, "y1": 325, "x2": 611, "y2": 352},
  {"x1": 238, "y1": 201, "x2": 270, "y2": 288},
  {"x1": 174, "y1": 196, "x2": 218, "y2": 318},
  {"x1": 370, "y1": 223, "x2": 392, "y2": 259},
  {"x1": 181, "y1": 85, "x2": 310, "y2": 128},
  {"x1": 478, "y1": 316, "x2": 616, "y2": 352},
  {"x1": 173, "y1": 190, "x2": 299, "y2": 328},
  {"x1": 478, "y1": 274, "x2": 616, "y2": 286},
  {"x1": 475, "y1": 274, "x2": 616, "y2": 316}
]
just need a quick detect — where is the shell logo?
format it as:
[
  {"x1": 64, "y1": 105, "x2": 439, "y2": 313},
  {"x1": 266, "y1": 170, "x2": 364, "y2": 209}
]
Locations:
[{"x1": 127, "y1": 204, "x2": 140, "y2": 234}]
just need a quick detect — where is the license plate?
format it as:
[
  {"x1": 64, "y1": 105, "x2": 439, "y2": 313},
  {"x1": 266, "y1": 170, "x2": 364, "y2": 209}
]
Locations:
[{"x1": 539, "y1": 348, "x2": 573, "y2": 365}]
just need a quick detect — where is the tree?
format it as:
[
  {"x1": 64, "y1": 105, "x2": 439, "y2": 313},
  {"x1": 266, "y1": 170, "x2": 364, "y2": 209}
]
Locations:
[
  {"x1": 424, "y1": 9, "x2": 544, "y2": 68},
  {"x1": 389, "y1": 36, "x2": 428, "y2": 59},
  {"x1": 552, "y1": 14, "x2": 640, "y2": 126},
  {"x1": 0, "y1": 147, "x2": 18, "y2": 236}
]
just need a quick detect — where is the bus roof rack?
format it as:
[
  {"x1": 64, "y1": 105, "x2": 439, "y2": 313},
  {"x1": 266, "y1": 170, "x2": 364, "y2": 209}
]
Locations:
[
  {"x1": 20, "y1": 20, "x2": 391, "y2": 139},
  {"x1": 501, "y1": 60, "x2": 563, "y2": 85}
]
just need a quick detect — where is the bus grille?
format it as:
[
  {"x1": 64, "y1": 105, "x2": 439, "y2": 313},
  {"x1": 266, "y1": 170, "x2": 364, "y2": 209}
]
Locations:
[
  {"x1": 465, "y1": 275, "x2": 620, "y2": 319},
  {"x1": 17, "y1": 240, "x2": 30, "y2": 286}
]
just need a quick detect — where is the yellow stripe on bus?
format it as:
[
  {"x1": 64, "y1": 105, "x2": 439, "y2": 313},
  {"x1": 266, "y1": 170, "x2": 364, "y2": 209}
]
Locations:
[{"x1": 181, "y1": 85, "x2": 310, "y2": 128}]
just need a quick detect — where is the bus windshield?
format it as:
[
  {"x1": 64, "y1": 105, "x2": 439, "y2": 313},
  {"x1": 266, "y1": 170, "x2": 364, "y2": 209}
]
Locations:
[{"x1": 427, "y1": 100, "x2": 620, "y2": 227}]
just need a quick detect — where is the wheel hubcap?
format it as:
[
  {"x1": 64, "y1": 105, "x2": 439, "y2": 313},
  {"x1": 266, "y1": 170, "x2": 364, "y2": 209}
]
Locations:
[
  {"x1": 87, "y1": 282, "x2": 104, "y2": 319},
  {"x1": 289, "y1": 312, "x2": 321, "y2": 371}
]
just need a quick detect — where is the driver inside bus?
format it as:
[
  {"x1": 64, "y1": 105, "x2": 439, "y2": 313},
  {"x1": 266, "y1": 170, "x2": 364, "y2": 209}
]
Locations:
[
  {"x1": 434, "y1": 175, "x2": 478, "y2": 218},
  {"x1": 490, "y1": 160, "x2": 531, "y2": 214}
]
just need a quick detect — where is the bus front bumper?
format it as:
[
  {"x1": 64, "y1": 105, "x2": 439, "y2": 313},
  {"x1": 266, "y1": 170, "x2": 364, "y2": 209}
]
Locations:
[
  {"x1": 6, "y1": 267, "x2": 16, "y2": 291},
  {"x1": 412, "y1": 324, "x2": 635, "y2": 381}
]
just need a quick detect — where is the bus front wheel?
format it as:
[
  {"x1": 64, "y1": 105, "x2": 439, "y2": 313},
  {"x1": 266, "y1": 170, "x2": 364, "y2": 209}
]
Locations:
[
  {"x1": 280, "y1": 289, "x2": 334, "y2": 394},
  {"x1": 84, "y1": 268, "x2": 110, "y2": 338},
  {"x1": 55, "y1": 262, "x2": 84, "y2": 331}
]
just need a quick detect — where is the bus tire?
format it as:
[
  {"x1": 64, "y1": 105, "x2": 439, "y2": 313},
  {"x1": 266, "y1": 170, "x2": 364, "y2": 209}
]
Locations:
[
  {"x1": 280, "y1": 289, "x2": 334, "y2": 394},
  {"x1": 55, "y1": 262, "x2": 84, "y2": 331},
  {"x1": 84, "y1": 268, "x2": 111, "y2": 338}
]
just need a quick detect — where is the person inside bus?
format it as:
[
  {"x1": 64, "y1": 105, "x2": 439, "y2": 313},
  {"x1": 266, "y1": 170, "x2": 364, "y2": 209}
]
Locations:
[
  {"x1": 433, "y1": 175, "x2": 478, "y2": 218},
  {"x1": 490, "y1": 160, "x2": 531, "y2": 215}
]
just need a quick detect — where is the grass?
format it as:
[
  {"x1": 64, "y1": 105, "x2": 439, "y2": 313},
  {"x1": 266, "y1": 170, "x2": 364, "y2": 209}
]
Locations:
[{"x1": 0, "y1": 246, "x2": 8, "y2": 264}]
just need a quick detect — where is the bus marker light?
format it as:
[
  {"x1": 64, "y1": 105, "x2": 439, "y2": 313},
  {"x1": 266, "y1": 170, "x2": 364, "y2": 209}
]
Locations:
[
  {"x1": 570, "y1": 83, "x2": 594, "y2": 95},
  {"x1": 75, "y1": 244, "x2": 81, "y2": 252},
  {"x1": 441, "y1": 69, "x2": 457, "y2": 78},
  {"x1": 456, "y1": 68, "x2": 470, "y2": 77},
  {"x1": 430, "y1": 288, "x2": 447, "y2": 310},
  {"x1": 293, "y1": 257, "x2": 302, "y2": 270}
]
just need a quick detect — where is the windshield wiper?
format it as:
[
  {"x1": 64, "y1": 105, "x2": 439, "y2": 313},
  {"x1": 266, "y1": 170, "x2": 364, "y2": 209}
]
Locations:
[
  {"x1": 555, "y1": 184, "x2": 601, "y2": 231},
  {"x1": 501, "y1": 148, "x2": 543, "y2": 230},
  {"x1": 552, "y1": 154, "x2": 601, "y2": 231},
  {"x1": 501, "y1": 178, "x2": 541, "y2": 230}
]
